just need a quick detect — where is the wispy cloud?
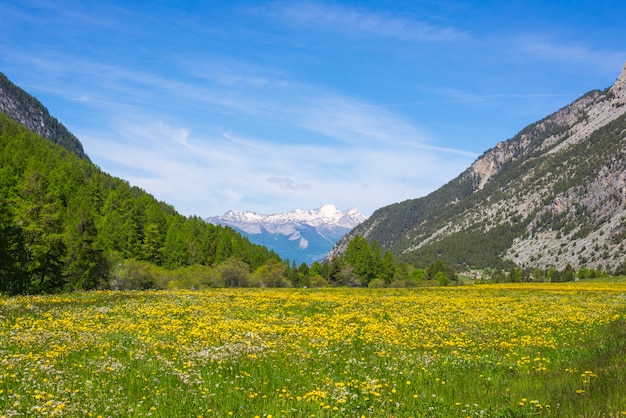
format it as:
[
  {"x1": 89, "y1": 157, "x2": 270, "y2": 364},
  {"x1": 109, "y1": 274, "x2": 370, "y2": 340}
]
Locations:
[
  {"x1": 11, "y1": 44, "x2": 478, "y2": 216},
  {"x1": 258, "y1": 1, "x2": 467, "y2": 43},
  {"x1": 13, "y1": 0, "x2": 624, "y2": 219},
  {"x1": 78, "y1": 95, "x2": 476, "y2": 217},
  {"x1": 267, "y1": 177, "x2": 311, "y2": 191},
  {"x1": 427, "y1": 87, "x2": 576, "y2": 105},
  {"x1": 513, "y1": 36, "x2": 625, "y2": 73}
]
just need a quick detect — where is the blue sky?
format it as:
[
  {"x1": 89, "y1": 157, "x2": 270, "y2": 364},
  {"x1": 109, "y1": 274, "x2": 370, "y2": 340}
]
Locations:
[{"x1": 1, "y1": 1, "x2": 625, "y2": 217}]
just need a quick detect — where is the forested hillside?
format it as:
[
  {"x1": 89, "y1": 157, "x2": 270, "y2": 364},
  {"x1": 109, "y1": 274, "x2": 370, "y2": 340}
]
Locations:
[{"x1": 0, "y1": 113, "x2": 281, "y2": 294}]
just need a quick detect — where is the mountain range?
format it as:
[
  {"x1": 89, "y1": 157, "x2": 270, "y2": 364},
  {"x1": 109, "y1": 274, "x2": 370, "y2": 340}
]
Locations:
[
  {"x1": 333, "y1": 63, "x2": 626, "y2": 273},
  {"x1": 206, "y1": 204, "x2": 366, "y2": 264},
  {"x1": 5, "y1": 62, "x2": 626, "y2": 279}
]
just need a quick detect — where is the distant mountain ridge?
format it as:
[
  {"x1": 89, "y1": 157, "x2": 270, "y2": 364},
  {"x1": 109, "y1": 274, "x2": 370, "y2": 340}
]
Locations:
[
  {"x1": 207, "y1": 204, "x2": 367, "y2": 264},
  {"x1": 333, "y1": 63, "x2": 626, "y2": 273},
  {"x1": 0, "y1": 72, "x2": 88, "y2": 160}
]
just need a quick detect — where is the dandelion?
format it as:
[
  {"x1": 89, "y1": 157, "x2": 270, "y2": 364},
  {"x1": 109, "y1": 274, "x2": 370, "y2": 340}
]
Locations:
[{"x1": 2, "y1": 286, "x2": 625, "y2": 416}]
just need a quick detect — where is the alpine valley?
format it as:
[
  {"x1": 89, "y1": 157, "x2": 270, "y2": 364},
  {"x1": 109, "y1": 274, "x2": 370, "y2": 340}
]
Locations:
[
  {"x1": 5, "y1": 62, "x2": 626, "y2": 293},
  {"x1": 206, "y1": 204, "x2": 366, "y2": 265},
  {"x1": 333, "y1": 63, "x2": 626, "y2": 274}
]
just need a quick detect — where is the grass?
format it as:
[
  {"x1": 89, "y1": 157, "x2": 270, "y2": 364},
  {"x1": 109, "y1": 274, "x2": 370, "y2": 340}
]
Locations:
[{"x1": 1, "y1": 281, "x2": 626, "y2": 417}]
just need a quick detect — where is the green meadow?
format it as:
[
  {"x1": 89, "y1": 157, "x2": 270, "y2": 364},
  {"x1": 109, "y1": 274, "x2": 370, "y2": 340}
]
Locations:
[{"x1": 1, "y1": 281, "x2": 625, "y2": 417}]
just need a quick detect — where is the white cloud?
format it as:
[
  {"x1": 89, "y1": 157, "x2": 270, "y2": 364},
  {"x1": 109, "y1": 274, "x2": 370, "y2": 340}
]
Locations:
[
  {"x1": 0, "y1": 4, "x2": 479, "y2": 217},
  {"x1": 267, "y1": 177, "x2": 311, "y2": 191},
  {"x1": 79, "y1": 101, "x2": 475, "y2": 217},
  {"x1": 260, "y1": 1, "x2": 467, "y2": 43},
  {"x1": 513, "y1": 36, "x2": 626, "y2": 73}
]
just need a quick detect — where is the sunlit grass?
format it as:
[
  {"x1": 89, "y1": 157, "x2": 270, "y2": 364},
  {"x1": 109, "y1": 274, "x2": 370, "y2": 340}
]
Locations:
[{"x1": 1, "y1": 281, "x2": 626, "y2": 416}]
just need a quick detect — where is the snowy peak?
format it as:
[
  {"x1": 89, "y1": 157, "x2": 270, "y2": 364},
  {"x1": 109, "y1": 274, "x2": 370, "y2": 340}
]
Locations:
[
  {"x1": 208, "y1": 204, "x2": 366, "y2": 230},
  {"x1": 205, "y1": 205, "x2": 367, "y2": 264}
]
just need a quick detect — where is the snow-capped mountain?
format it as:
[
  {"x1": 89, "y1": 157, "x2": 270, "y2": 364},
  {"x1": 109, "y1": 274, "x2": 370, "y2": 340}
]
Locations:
[{"x1": 206, "y1": 204, "x2": 367, "y2": 264}]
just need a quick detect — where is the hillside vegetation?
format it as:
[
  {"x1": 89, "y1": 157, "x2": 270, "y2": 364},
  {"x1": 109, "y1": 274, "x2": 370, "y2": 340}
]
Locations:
[
  {"x1": 0, "y1": 113, "x2": 281, "y2": 294},
  {"x1": 335, "y1": 64, "x2": 626, "y2": 274}
]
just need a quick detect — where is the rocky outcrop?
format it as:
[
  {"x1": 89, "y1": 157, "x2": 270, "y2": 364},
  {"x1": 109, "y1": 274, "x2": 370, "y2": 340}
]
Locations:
[
  {"x1": 0, "y1": 72, "x2": 88, "y2": 160},
  {"x1": 335, "y1": 63, "x2": 626, "y2": 272}
]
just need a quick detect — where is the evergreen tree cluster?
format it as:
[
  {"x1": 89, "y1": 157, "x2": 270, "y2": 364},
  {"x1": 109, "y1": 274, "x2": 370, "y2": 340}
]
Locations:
[
  {"x1": 0, "y1": 113, "x2": 281, "y2": 294},
  {"x1": 282, "y1": 235, "x2": 458, "y2": 288},
  {"x1": 483, "y1": 264, "x2": 603, "y2": 283}
]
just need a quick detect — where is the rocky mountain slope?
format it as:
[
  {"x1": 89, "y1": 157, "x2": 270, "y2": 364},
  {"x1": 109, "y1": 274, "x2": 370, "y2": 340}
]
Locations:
[
  {"x1": 207, "y1": 204, "x2": 366, "y2": 264},
  {"x1": 333, "y1": 63, "x2": 626, "y2": 272},
  {"x1": 0, "y1": 72, "x2": 88, "y2": 160}
]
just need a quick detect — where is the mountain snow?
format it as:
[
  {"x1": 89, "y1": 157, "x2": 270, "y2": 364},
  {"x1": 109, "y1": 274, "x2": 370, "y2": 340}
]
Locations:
[
  {"x1": 212, "y1": 204, "x2": 365, "y2": 229},
  {"x1": 206, "y1": 204, "x2": 366, "y2": 264}
]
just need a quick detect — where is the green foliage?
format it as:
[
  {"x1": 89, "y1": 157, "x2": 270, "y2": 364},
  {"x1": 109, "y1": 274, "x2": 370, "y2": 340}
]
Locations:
[
  {"x1": 341, "y1": 90, "x2": 626, "y2": 273},
  {"x1": 477, "y1": 264, "x2": 604, "y2": 283},
  {"x1": 368, "y1": 278, "x2": 386, "y2": 288},
  {"x1": 280, "y1": 236, "x2": 462, "y2": 288},
  {"x1": 323, "y1": 235, "x2": 444, "y2": 287},
  {"x1": 251, "y1": 259, "x2": 291, "y2": 287},
  {"x1": 165, "y1": 265, "x2": 221, "y2": 290},
  {"x1": 426, "y1": 260, "x2": 458, "y2": 285},
  {"x1": 0, "y1": 198, "x2": 28, "y2": 294},
  {"x1": 410, "y1": 268, "x2": 427, "y2": 282},
  {"x1": 307, "y1": 274, "x2": 330, "y2": 287},
  {"x1": 216, "y1": 258, "x2": 251, "y2": 287},
  {"x1": 114, "y1": 259, "x2": 162, "y2": 290},
  {"x1": 0, "y1": 113, "x2": 281, "y2": 294},
  {"x1": 434, "y1": 271, "x2": 449, "y2": 286}
]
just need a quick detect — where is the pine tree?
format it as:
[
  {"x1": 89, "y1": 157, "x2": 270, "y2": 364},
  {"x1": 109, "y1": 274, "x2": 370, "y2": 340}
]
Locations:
[{"x1": 0, "y1": 199, "x2": 28, "y2": 294}]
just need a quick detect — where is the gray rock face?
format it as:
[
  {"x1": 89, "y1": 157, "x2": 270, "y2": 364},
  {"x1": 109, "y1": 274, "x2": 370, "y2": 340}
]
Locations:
[
  {"x1": 0, "y1": 72, "x2": 88, "y2": 160},
  {"x1": 334, "y1": 63, "x2": 626, "y2": 272}
]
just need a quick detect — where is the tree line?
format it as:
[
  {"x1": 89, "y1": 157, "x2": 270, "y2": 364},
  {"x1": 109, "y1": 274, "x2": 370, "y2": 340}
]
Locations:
[
  {"x1": 0, "y1": 112, "x2": 614, "y2": 295},
  {"x1": 0, "y1": 112, "x2": 447, "y2": 294},
  {"x1": 0, "y1": 113, "x2": 281, "y2": 295}
]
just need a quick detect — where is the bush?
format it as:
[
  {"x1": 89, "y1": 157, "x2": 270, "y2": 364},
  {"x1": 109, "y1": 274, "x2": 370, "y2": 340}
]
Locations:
[
  {"x1": 166, "y1": 265, "x2": 222, "y2": 290},
  {"x1": 216, "y1": 258, "x2": 250, "y2": 287},
  {"x1": 251, "y1": 259, "x2": 291, "y2": 287},
  {"x1": 113, "y1": 259, "x2": 165, "y2": 290},
  {"x1": 435, "y1": 271, "x2": 450, "y2": 286},
  {"x1": 368, "y1": 278, "x2": 387, "y2": 288},
  {"x1": 308, "y1": 275, "x2": 330, "y2": 288}
]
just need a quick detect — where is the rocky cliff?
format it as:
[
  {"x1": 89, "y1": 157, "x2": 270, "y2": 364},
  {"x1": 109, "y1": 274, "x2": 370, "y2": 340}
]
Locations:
[
  {"x1": 0, "y1": 72, "x2": 88, "y2": 160},
  {"x1": 334, "y1": 63, "x2": 626, "y2": 272}
]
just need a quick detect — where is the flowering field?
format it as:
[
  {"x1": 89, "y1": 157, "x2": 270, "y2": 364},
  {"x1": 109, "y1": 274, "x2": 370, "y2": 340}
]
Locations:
[{"x1": 1, "y1": 283, "x2": 626, "y2": 417}]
